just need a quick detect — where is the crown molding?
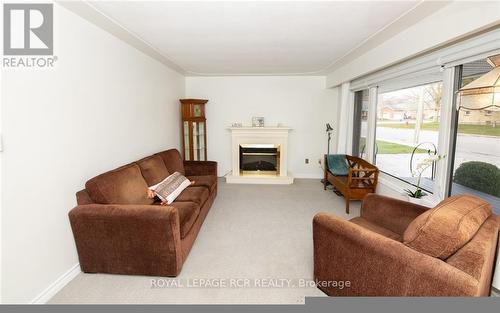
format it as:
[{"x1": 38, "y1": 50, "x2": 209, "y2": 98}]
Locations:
[
  {"x1": 57, "y1": 0, "x2": 445, "y2": 77},
  {"x1": 57, "y1": 1, "x2": 186, "y2": 75},
  {"x1": 349, "y1": 27, "x2": 500, "y2": 91},
  {"x1": 320, "y1": 0, "x2": 450, "y2": 75}
]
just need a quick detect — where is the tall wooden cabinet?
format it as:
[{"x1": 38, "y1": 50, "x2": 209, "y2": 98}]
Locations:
[{"x1": 180, "y1": 99, "x2": 208, "y2": 161}]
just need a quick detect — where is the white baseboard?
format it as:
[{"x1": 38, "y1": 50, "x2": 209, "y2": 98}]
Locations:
[{"x1": 31, "y1": 263, "x2": 81, "y2": 304}]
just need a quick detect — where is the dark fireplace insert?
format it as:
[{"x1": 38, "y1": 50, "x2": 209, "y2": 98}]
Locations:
[{"x1": 239, "y1": 144, "x2": 280, "y2": 174}]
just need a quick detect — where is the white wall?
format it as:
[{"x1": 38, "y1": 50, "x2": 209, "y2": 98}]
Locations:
[
  {"x1": 0, "y1": 4, "x2": 185, "y2": 303},
  {"x1": 326, "y1": 1, "x2": 500, "y2": 87},
  {"x1": 185, "y1": 76, "x2": 338, "y2": 178}
]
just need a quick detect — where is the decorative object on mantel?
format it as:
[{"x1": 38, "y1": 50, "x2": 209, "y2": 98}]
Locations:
[
  {"x1": 231, "y1": 122, "x2": 243, "y2": 127},
  {"x1": 252, "y1": 117, "x2": 265, "y2": 127},
  {"x1": 457, "y1": 54, "x2": 500, "y2": 113},
  {"x1": 180, "y1": 98, "x2": 208, "y2": 161},
  {"x1": 405, "y1": 154, "x2": 445, "y2": 205}
]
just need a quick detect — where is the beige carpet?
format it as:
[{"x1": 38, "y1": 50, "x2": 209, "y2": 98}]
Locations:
[{"x1": 49, "y1": 179, "x2": 361, "y2": 304}]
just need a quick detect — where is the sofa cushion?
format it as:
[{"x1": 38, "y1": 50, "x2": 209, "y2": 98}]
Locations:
[
  {"x1": 350, "y1": 217, "x2": 402, "y2": 241},
  {"x1": 85, "y1": 164, "x2": 153, "y2": 205},
  {"x1": 156, "y1": 149, "x2": 185, "y2": 175},
  {"x1": 187, "y1": 175, "x2": 217, "y2": 193},
  {"x1": 136, "y1": 155, "x2": 170, "y2": 186},
  {"x1": 170, "y1": 201, "x2": 200, "y2": 238},
  {"x1": 175, "y1": 186, "x2": 209, "y2": 205},
  {"x1": 403, "y1": 194, "x2": 492, "y2": 259}
]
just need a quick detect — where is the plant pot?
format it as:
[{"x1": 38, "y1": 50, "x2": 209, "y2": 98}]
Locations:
[{"x1": 407, "y1": 196, "x2": 426, "y2": 205}]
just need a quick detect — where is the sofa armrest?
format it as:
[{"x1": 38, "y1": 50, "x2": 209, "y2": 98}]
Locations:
[
  {"x1": 361, "y1": 193, "x2": 429, "y2": 235},
  {"x1": 313, "y1": 213, "x2": 478, "y2": 296},
  {"x1": 69, "y1": 204, "x2": 182, "y2": 276},
  {"x1": 76, "y1": 189, "x2": 93, "y2": 205},
  {"x1": 184, "y1": 161, "x2": 218, "y2": 177}
]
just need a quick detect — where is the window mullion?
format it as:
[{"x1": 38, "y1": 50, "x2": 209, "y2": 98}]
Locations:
[
  {"x1": 366, "y1": 87, "x2": 378, "y2": 163},
  {"x1": 443, "y1": 66, "x2": 462, "y2": 197},
  {"x1": 434, "y1": 67, "x2": 457, "y2": 200}
]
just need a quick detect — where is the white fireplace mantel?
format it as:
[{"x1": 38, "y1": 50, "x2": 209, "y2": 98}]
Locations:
[{"x1": 226, "y1": 127, "x2": 294, "y2": 184}]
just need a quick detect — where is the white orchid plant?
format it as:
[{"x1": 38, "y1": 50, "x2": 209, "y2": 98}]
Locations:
[{"x1": 405, "y1": 154, "x2": 445, "y2": 199}]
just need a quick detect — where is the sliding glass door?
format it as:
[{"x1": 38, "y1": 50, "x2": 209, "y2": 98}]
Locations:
[
  {"x1": 348, "y1": 47, "x2": 499, "y2": 205},
  {"x1": 449, "y1": 58, "x2": 500, "y2": 213},
  {"x1": 374, "y1": 81, "x2": 443, "y2": 193}
]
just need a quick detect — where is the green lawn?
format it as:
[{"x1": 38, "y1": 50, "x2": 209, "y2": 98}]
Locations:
[
  {"x1": 359, "y1": 138, "x2": 428, "y2": 154},
  {"x1": 376, "y1": 140, "x2": 427, "y2": 154},
  {"x1": 378, "y1": 122, "x2": 500, "y2": 137}
]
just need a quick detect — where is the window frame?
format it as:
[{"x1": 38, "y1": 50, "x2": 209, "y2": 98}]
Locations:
[
  {"x1": 343, "y1": 28, "x2": 500, "y2": 206},
  {"x1": 351, "y1": 90, "x2": 363, "y2": 158},
  {"x1": 363, "y1": 80, "x2": 447, "y2": 196},
  {"x1": 444, "y1": 66, "x2": 462, "y2": 197},
  {"x1": 349, "y1": 68, "x2": 461, "y2": 203}
]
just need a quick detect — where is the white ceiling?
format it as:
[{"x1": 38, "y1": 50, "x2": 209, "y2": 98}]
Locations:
[{"x1": 90, "y1": 1, "x2": 421, "y2": 75}]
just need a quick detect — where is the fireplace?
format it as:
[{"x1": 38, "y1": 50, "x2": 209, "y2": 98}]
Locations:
[
  {"x1": 239, "y1": 144, "x2": 280, "y2": 175},
  {"x1": 227, "y1": 127, "x2": 293, "y2": 184}
]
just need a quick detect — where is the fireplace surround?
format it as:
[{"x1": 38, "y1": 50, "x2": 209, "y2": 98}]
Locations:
[{"x1": 226, "y1": 127, "x2": 293, "y2": 184}]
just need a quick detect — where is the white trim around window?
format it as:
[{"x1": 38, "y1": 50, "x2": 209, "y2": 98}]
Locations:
[
  {"x1": 346, "y1": 28, "x2": 500, "y2": 204},
  {"x1": 337, "y1": 82, "x2": 354, "y2": 154},
  {"x1": 350, "y1": 28, "x2": 500, "y2": 92},
  {"x1": 435, "y1": 67, "x2": 457, "y2": 200}
]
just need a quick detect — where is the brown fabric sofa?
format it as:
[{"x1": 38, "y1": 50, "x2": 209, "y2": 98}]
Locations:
[
  {"x1": 313, "y1": 193, "x2": 500, "y2": 296},
  {"x1": 69, "y1": 149, "x2": 217, "y2": 277}
]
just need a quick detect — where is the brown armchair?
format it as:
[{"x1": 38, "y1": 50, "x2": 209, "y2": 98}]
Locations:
[
  {"x1": 324, "y1": 155, "x2": 379, "y2": 213},
  {"x1": 313, "y1": 194, "x2": 500, "y2": 296}
]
